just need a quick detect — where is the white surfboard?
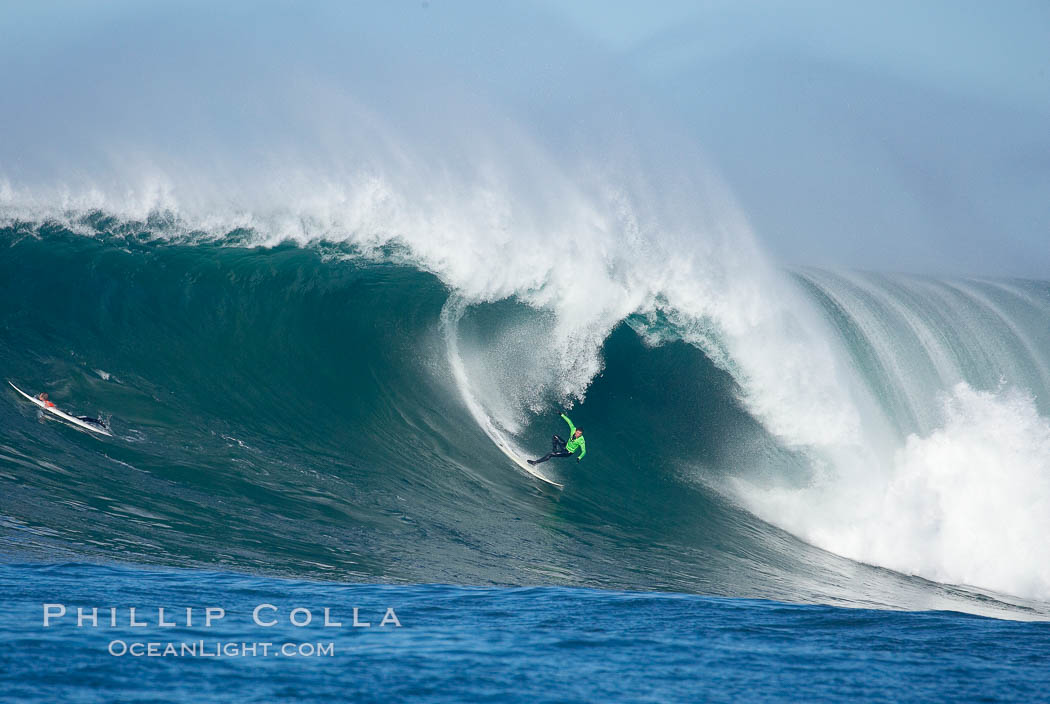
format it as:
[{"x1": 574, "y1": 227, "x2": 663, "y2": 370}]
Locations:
[
  {"x1": 9, "y1": 381, "x2": 112, "y2": 437},
  {"x1": 485, "y1": 418, "x2": 563, "y2": 489}
]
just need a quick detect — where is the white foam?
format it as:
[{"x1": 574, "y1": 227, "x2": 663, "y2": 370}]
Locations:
[{"x1": 735, "y1": 383, "x2": 1050, "y2": 600}]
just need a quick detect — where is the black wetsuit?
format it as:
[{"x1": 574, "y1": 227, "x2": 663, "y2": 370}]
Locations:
[{"x1": 528, "y1": 435, "x2": 573, "y2": 464}]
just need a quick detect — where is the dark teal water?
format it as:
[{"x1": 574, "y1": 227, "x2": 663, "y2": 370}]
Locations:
[{"x1": 3, "y1": 562, "x2": 1048, "y2": 703}]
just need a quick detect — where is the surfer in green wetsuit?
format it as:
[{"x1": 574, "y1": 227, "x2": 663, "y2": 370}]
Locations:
[{"x1": 528, "y1": 413, "x2": 586, "y2": 465}]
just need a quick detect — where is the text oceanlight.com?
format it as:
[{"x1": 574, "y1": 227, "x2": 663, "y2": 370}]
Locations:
[{"x1": 107, "y1": 640, "x2": 336, "y2": 658}]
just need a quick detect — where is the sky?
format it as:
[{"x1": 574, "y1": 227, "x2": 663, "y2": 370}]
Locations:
[
  {"x1": 1, "y1": 0, "x2": 1048, "y2": 277},
  {"x1": 542, "y1": 0, "x2": 1050, "y2": 276}
]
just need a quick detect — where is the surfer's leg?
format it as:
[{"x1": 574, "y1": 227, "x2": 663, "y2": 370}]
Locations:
[{"x1": 530, "y1": 435, "x2": 568, "y2": 464}]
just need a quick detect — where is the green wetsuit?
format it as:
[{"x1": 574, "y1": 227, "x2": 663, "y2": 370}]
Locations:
[
  {"x1": 529, "y1": 413, "x2": 587, "y2": 465},
  {"x1": 561, "y1": 414, "x2": 586, "y2": 460}
]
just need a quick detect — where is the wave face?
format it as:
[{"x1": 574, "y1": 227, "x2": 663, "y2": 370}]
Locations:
[{"x1": 1, "y1": 224, "x2": 1048, "y2": 620}]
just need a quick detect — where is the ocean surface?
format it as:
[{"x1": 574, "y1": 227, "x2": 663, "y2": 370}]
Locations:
[
  {"x1": 4, "y1": 561, "x2": 1049, "y2": 703},
  {"x1": 1, "y1": 223, "x2": 1049, "y2": 699}
]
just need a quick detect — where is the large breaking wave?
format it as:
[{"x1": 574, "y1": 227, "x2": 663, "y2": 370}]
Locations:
[{"x1": 1, "y1": 221, "x2": 1048, "y2": 620}]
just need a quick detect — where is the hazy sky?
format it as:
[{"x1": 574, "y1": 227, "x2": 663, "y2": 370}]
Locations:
[
  {"x1": 2, "y1": 1, "x2": 1048, "y2": 277},
  {"x1": 541, "y1": 0, "x2": 1050, "y2": 276}
]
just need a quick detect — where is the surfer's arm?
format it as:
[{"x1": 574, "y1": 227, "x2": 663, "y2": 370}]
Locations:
[
  {"x1": 560, "y1": 413, "x2": 576, "y2": 435},
  {"x1": 576, "y1": 439, "x2": 585, "y2": 461}
]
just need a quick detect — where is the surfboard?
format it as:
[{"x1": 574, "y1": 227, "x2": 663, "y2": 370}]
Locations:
[
  {"x1": 490, "y1": 429, "x2": 563, "y2": 488},
  {"x1": 8, "y1": 381, "x2": 112, "y2": 437}
]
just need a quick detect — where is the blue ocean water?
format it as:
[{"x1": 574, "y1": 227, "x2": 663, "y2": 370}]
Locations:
[{"x1": 2, "y1": 562, "x2": 1047, "y2": 703}]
